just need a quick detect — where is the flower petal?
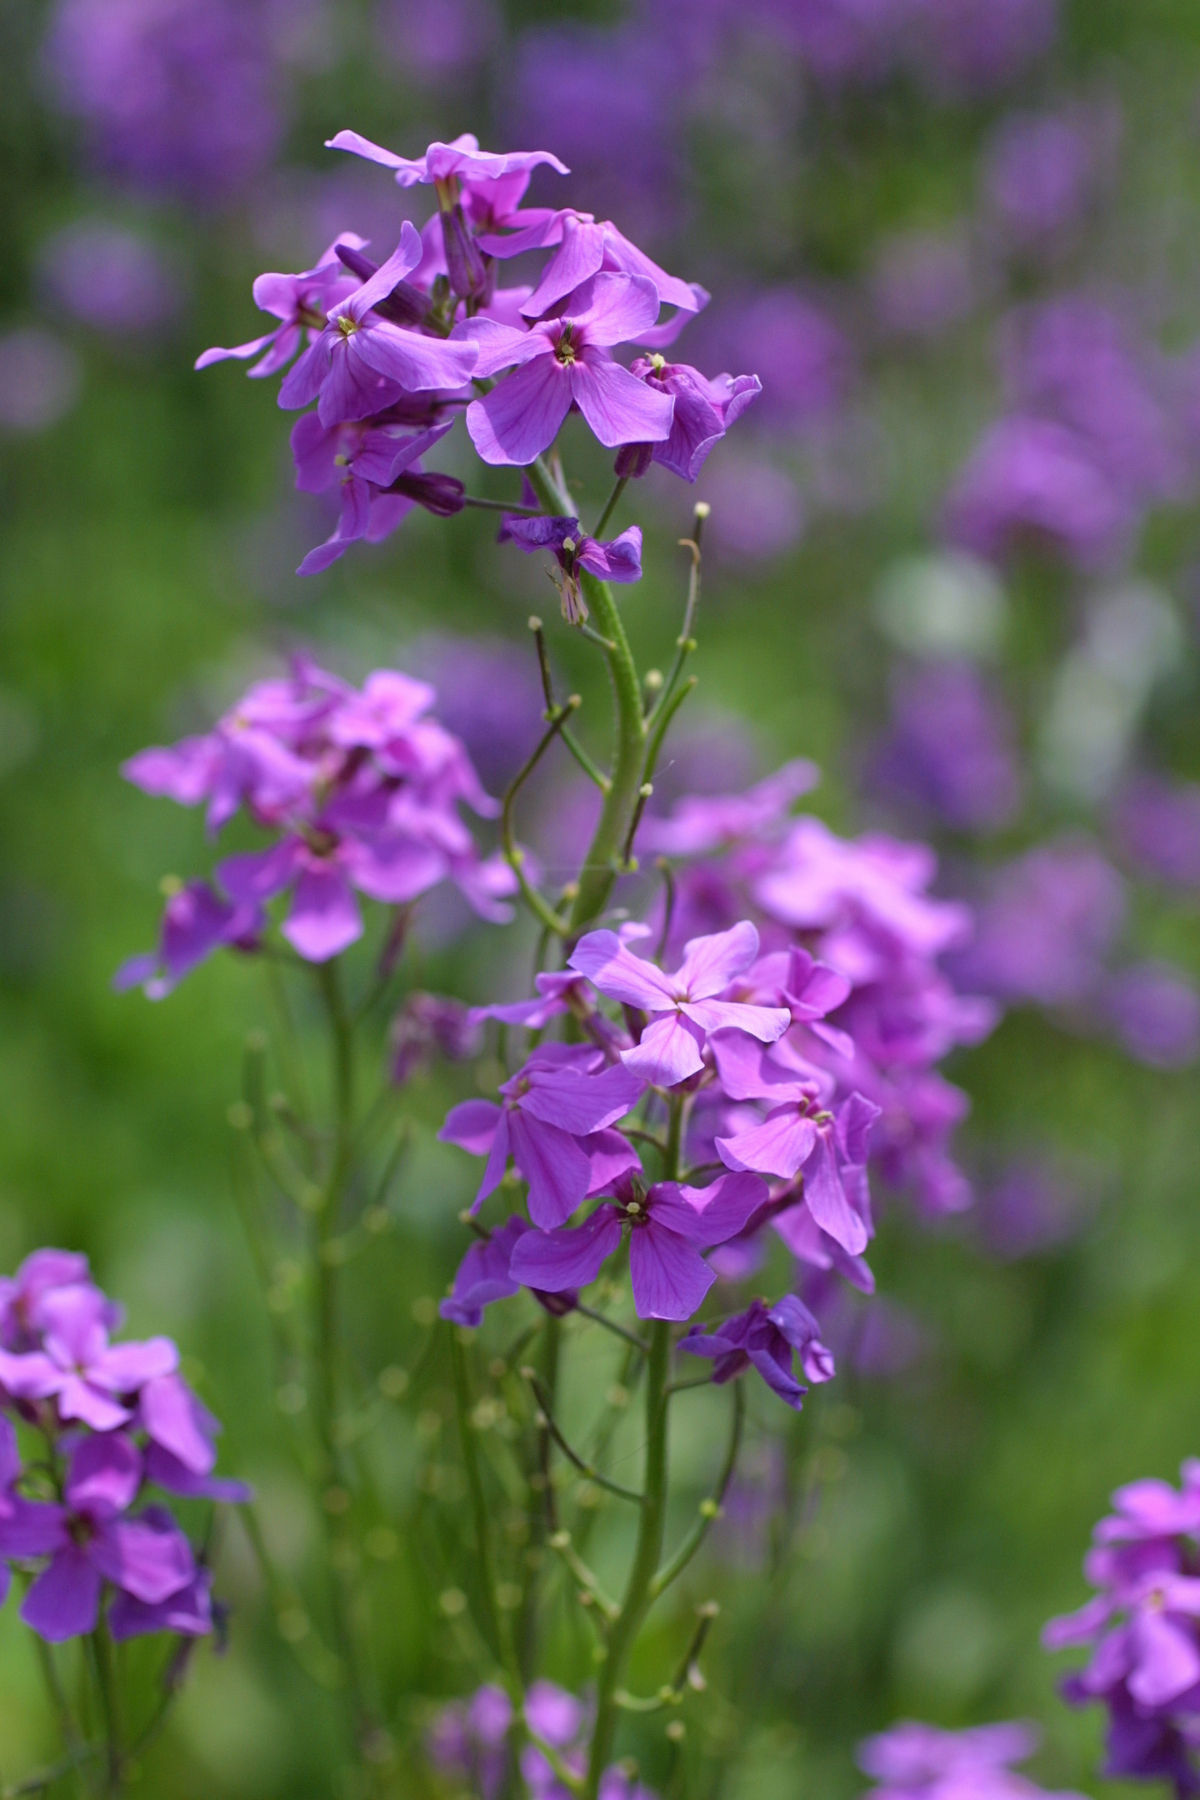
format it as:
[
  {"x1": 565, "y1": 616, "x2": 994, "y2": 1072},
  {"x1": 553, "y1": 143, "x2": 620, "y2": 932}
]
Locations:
[
  {"x1": 622, "y1": 1013, "x2": 705, "y2": 1086},
  {"x1": 509, "y1": 1207, "x2": 623, "y2": 1292},
  {"x1": 629, "y1": 1227, "x2": 714, "y2": 1321},
  {"x1": 572, "y1": 356, "x2": 674, "y2": 449},
  {"x1": 466, "y1": 356, "x2": 572, "y2": 466},
  {"x1": 21, "y1": 1549, "x2": 102, "y2": 1642}
]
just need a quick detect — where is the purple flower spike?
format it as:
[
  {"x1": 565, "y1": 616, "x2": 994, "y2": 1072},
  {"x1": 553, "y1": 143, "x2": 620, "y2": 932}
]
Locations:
[
  {"x1": 195, "y1": 240, "x2": 362, "y2": 378},
  {"x1": 570, "y1": 921, "x2": 790, "y2": 1087},
  {"x1": 682, "y1": 1296, "x2": 835, "y2": 1410},
  {"x1": 510, "y1": 1171, "x2": 768, "y2": 1322},
  {"x1": 617, "y1": 358, "x2": 761, "y2": 482},
  {"x1": 458, "y1": 273, "x2": 675, "y2": 465},
  {"x1": 278, "y1": 223, "x2": 479, "y2": 427},
  {"x1": 500, "y1": 513, "x2": 642, "y2": 622}
]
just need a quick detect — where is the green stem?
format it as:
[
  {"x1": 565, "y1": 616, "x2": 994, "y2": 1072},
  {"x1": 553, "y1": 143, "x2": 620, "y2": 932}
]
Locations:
[
  {"x1": 592, "y1": 475, "x2": 629, "y2": 540},
  {"x1": 88, "y1": 1631, "x2": 121, "y2": 1796},
  {"x1": 311, "y1": 960, "x2": 378, "y2": 1764},
  {"x1": 31, "y1": 1637, "x2": 89, "y2": 1800},
  {"x1": 529, "y1": 456, "x2": 647, "y2": 935},
  {"x1": 582, "y1": 1318, "x2": 673, "y2": 1800},
  {"x1": 450, "y1": 1331, "x2": 509, "y2": 1671}
]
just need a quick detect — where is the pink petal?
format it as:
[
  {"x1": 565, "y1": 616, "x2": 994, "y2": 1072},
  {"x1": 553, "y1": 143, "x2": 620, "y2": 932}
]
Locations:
[
  {"x1": 568, "y1": 930, "x2": 677, "y2": 1009},
  {"x1": 282, "y1": 865, "x2": 362, "y2": 961},
  {"x1": 684, "y1": 998, "x2": 791, "y2": 1043},
  {"x1": 675, "y1": 921, "x2": 762, "y2": 997}
]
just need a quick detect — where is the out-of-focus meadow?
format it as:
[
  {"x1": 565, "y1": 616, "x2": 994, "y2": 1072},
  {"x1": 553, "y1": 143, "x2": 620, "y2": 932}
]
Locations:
[{"x1": 2, "y1": 0, "x2": 1200, "y2": 1794}]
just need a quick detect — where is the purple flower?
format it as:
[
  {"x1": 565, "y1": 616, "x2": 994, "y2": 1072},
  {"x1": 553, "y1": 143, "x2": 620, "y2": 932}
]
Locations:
[
  {"x1": 459, "y1": 273, "x2": 675, "y2": 465},
  {"x1": 428, "y1": 1683, "x2": 513, "y2": 1800},
  {"x1": 642, "y1": 761, "x2": 818, "y2": 858},
  {"x1": 278, "y1": 225, "x2": 479, "y2": 426},
  {"x1": 114, "y1": 879, "x2": 261, "y2": 998},
  {"x1": 195, "y1": 240, "x2": 360, "y2": 378},
  {"x1": 981, "y1": 108, "x2": 1105, "y2": 251},
  {"x1": 19, "y1": 1436, "x2": 195, "y2": 1643},
  {"x1": 943, "y1": 415, "x2": 1133, "y2": 572},
  {"x1": 717, "y1": 1092, "x2": 878, "y2": 1256},
  {"x1": 326, "y1": 130, "x2": 569, "y2": 193},
  {"x1": 1103, "y1": 963, "x2": 1200, "y2": 1069},
  {"x1": 37, "y1": 220, "x2": 180, "y2": 337},
  {"x1": 0, "y1": 1249, "x2": 95, "y2": 1351},
  {"x1": 108, "y1": 1559, "x2": 214, "y2": 1641},
  {"x1": 682, "y1": 1296, "x2": 835, "y2": 1409},
  {"x1": 1112, "y1": 775, "x2": 1200, "y2": 890},
  {"x1": 953, "y1": 839, "x2": 1125, "y2": 1008},
  {"x1": 291, "y1": 414, "x2": 457, "y2": 574},
  {"x1": 509, "y1": 212, "x2": 705, "y2": 329},
  {"x1": 569, "y1": 921, "x2": 790, "y2": 1086},
  {"x1": 615, "y1": 357, "x2": 761, "y2": 482},
  {"x1": 510, "y1": 1172, "x2": 768, "y2": 1322},
  {"x1": 439, "y1": 1046, "x2": 645, "y2": 1229},
  {"x1": 867, "y1": 661, "x2": 1021, "y2": 834},
  {"x1": 440, "y1": 1218, "x2": 531, "y2": 1327},
  {"x1": 857, "y1": 1718, "x2": 1085, "y2": 1798},
  {"x1": 0, "y1": 1420, "x2": 63, "y2": 1607},
  {"x1": 500, "y1": 513, "x2": 643, "y2": 622},
  {"x1": 0, "y1": 1283, "x2": 177, "y2": 1432}
]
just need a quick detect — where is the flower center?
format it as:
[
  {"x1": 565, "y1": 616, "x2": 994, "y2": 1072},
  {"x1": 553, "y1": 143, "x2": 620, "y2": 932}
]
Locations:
[
  {"x1": 554, "y1": 324, "x2": 577, "y2": 366},
  {"x1": 336, "y1": 315, "x2": 358, "y2": 339}
]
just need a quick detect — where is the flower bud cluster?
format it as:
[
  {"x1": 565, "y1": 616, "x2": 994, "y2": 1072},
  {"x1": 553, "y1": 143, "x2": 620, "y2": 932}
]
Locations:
[
  {"x1": 1044, "y1": 1460, "x2": 1200, "y2": 1794},
  {"x1": 118, "y1": 656, "x2": 513, "y2": 986},
  {"x1": 0, "y1": 1249, "x2": 247, "y2": 1644}
]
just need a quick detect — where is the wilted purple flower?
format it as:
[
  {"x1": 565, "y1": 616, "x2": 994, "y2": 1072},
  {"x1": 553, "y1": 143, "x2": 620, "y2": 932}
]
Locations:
[
  {"x1": 1103, "y1": 963, "x2": 1200, "y2": 1069},
  {"x1": 439, "y1": 1046, "x2": 644, "y2": 1229},
  {"x1": 500, "y1": 514, "x2": 642, "y2": 622},
  {"x1": 867, "y1": 661, "x2": 1020, "y2": 833},
  {"x1": 615, "y1": 357, "x2": 761, "y2": 481},
  {"x1": 569, "y1": 921, "x2": 790, "y2": 1086},
  {"x1": 682, "y1": 1295, "x2": 835, "y2": 1409},
  {"x1": 37, "y1": 220, "x2": 180, "y2": 336},
  {"x1": 459, "y1": 273, "x2": 675, "y2": 465},
  {"x1": 510, "y1": 1171, "x2": 768, "y2": 1321}
]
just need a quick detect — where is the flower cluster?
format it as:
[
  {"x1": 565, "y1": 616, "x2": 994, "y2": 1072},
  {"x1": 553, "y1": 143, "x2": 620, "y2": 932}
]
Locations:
[
  {"x1": 440, "y1": 920, "x2": 856, "y2": 1409},
  {"x1": 1044, "y1": 1460, "x2": 1200, "y2": 1794},
  {"x1": 639, "y1": 765, "x2": 996, "y2": 1217},
  {"x1": 857, "y1": 1720, "x2": 1087, "y2": 1799},
  {"x1": 118, "y1": 656, "x2": 512, "y2": 987},
  {"x1": 428, "y1": 1680, "x2": 656, "y2": 1799},
  {"x1": 197, "y1": 131, "x2": 758, "y2": 583},
  {"x1": 0, "y1": 1249, "x2": 247, "y2": 1643}
]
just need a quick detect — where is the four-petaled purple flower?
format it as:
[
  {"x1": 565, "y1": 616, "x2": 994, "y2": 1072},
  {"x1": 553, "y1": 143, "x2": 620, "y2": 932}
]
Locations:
[
  {"x1": 510, "y1": 1172, "x2": 768, "y2": 1322},
  {"x1": 291, "y1": 414, "x2": 458, "y2": 575},
  {"x1": 0, "y1": 1282, "x2": 177, "y2": 1432},
  {"x1": 682, "y1": 1297, "x2": 836, "y2": 1410},
  {"x1": 439, "y1": 1046, "x2": 644, "y2": 1229},
  {"x1": 459, "y1": 273, "x2": 675, "y2": 465},
  {"x1": 499, "y1": 513, "x2": 642, "y2": 622},
  {"x1": 195, "y1": 239, "x2": 362, "y2": 378},
  {"x1": 569, "y1": 921, "x2": 791, "y2": 1087},
  {"x1": 717, "y1": 1091, "x2": 879, "y2": 1257},
  {"x1": 278, "y1": 224, "x2": 479, "y2": 427},
  {"x1": 616, "y1": 357, "x2": 762, "y2": 483}
]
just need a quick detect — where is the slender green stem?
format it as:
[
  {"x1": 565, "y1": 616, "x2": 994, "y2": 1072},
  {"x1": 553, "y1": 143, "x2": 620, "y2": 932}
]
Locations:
[
  {"x1": 450, "y1": 1331, "x2": 509, "y2": 1670},
  {"x1": 528, "y1": 616, "x2": 611, "y2": 793},
  {"x1": 31, "y1": 1637, "x2": 89, "y2": 1800},
  {"x1": 500, "y1": 701, "x2": 578, "y2": 936},
  {"x1": 650, "y1": 1381, "x2": 744, "y2": 1598},
  {"x1": 311, "y1": 960, "x2": 378, "y2": 1763},
  {"x1": 529, "y1": 456, "x2": 647, "y2": 935},
  {"x1": 88, "y1": 1631, "x2": 121, "y2": 1796},
  {"x1": 519, "y1": 1313, "x2": 561, "y2": 1683},
  {"x1": 582, "y1": 1318, "x2": 673, "y2": 1800},
  {"x1": 461, "y1": 495, "x2": 542, "y2": 514},
  {"x1": 592, "y1": 475, "x2": 629, "y2": 540},
  {"x1": 523, "y1": 1369, "x2": 645, "y2": 1505}
]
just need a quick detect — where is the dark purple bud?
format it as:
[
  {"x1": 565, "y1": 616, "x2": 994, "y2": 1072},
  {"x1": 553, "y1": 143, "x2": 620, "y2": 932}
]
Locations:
[
  {"x1": 615, "y1": 441, "x2": 654, "y2": 480},
  {"x1": 440, "y1": 205, "x2": 493, "y2": 307},
  {"x1": 387, "y1": 470, "x2": 467, "y2": 516},
  {"x1": 334, "y1": 241, "x2": 428, "y2": 326}
]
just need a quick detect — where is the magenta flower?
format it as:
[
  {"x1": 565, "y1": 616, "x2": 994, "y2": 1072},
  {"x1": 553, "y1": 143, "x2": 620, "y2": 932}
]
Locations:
[
  {"x1": 615, "y1": 357, "x2": 761, "y2": 482},
  {"x1": 114, "y1": 879, "x2": 261, "y2": 999},
  {"x1": 439, "y1": 1046, "x2": 645, "y2": 1228},
  {"x1": 108, "y1": 1559, "x2": 215, "y2": 1642},
  {"x1": 0, "y1": 1249, "x2": 94, "y2": 1350},
  {"x1": 716, "y1": 1092, "x2": 879, "y2": 1256},
  {"x1": 440, "y1": 1218, "x2": 531, "y2": 1327},
  {"x1": 278, "y1": 224, "x2": 479, "y2": 427},
  {"x1": 569, "y1": 921, "x2": 790, "y2": 1087},
  {"x1": 681, "y1": 1296, "x2": 836, "y2": 1410},
  {"x1": 327, "y1": 130, "x2": 568, "y2": 192},
  {"x1": 508, "y1": 211, "x2": 706, "y2": 328},
  {"x1": 195, "y1": 240, "x2": 361, "y2": 378},
  {"x1": 0, "y1": 1283, "x2": 177, "y2": 1432},
  {"x1": 857, "y1": 1719, "x2": 1085, "y2": 1799},
  {"x1": 510, "y1": 1171, "x2": 768, "y2": 1322},
  {"x1": 0, "y1": 1420, "x2": 62, "y2": 1607},
  {"x1": 19, "y1": 1436, "x2": 195, "y2": 1643},
  {"x1": 291, "y1": 414, "x2": 457, "y2": 575},
  {"x1": 459, "y1": 273, "x2": 674, "y2": 465},
  {"x1": 500, "y1": 513, "x2": 642, "y2": 621}
]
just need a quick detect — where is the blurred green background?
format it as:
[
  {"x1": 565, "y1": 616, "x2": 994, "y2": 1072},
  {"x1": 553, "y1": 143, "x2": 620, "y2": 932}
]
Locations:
[{"x1": 2, "y1": 0, "x2": 1200, "y2": 1794}]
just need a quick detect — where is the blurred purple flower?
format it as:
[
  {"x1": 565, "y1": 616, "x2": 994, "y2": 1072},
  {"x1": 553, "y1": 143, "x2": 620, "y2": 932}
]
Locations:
[
  {"x1": 978, "y1": 1158, "x2": 1095, "y2": 1261},
  {"x1": 37, "y1": 221, "x2": 180, "y2": 336},
  {"x1": 1111, "y1": 774, "x2": 1200, "y2": 890},
  {"x1": 943, "y1": 415, "x2": 1133, "y2": 572},
  {"x1": 981, "y1": 108, "x2": 1109, "y2": 252},
  {"x1": 912, "y1": 0, "x2": 1058, "y2": 96},
  {"x1": 867, "y1": 661, "x2": 1020, "y2": 833},
  {"x1": 953, "y1": 839, "x2": 1125, "y2": 1008},
  {"x1": 869, "y1": 230, "x2": 975, "y2": 341},
  {"x1": 373, "y1": 0, "x2": 499, "y2": 78},
  {"x1": 858, "y1": 1717, "x2": 1084, "y2": 1797},
  {"x1": 1103, "y1": 963, "x2": 1200, "y2": 1069},
  {"x1": 0, "y1": 329, "x2": 81, "y2": 433}
]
